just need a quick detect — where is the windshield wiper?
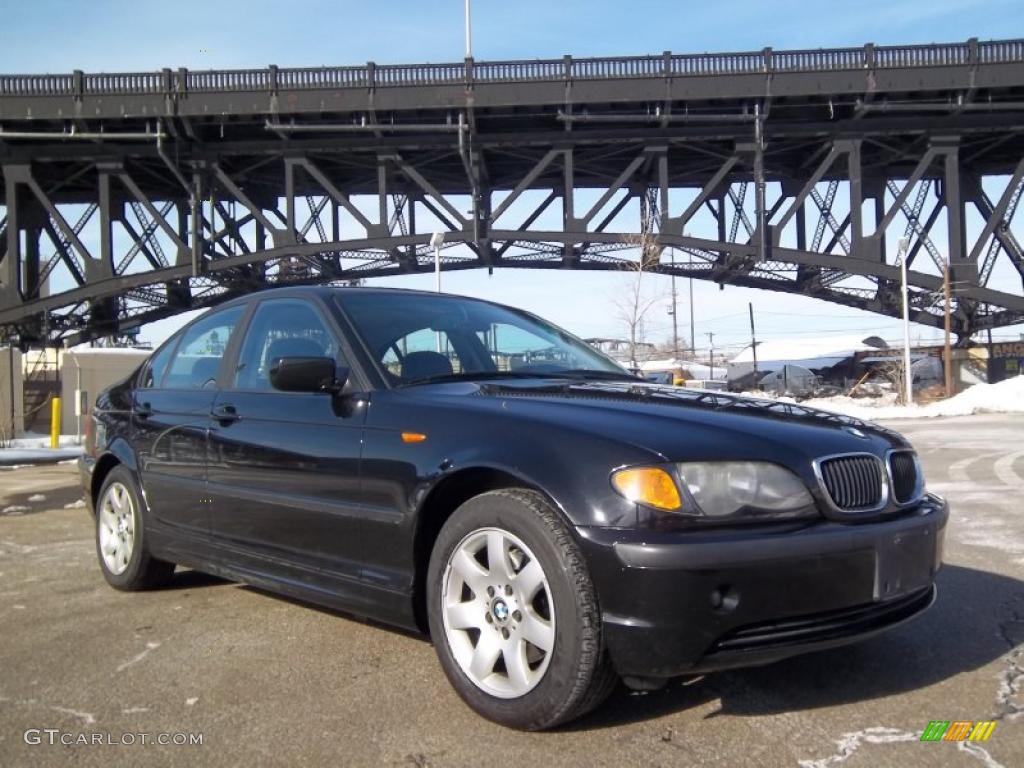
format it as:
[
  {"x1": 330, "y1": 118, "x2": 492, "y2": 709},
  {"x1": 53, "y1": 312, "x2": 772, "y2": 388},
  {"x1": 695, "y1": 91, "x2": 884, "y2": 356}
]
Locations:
[
  {"x1": 399, "y1": 369, "x2": 640, "y2": 387},
  {"x1": 399, "y1": 371, "x2": 553, "y2": 386},
  {"x1": 554, "y1": 369, "x2": 641, "y2": 382}
]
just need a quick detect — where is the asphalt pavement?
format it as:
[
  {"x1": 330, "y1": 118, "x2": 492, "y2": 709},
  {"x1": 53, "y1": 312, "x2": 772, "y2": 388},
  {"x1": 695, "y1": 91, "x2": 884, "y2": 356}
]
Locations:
[{"x1": 1, "y1": 414, "x2": 1022, "y2": 767}]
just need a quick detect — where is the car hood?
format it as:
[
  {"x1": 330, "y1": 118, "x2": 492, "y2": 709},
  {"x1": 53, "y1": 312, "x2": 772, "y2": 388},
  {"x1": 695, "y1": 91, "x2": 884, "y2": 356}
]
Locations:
[{"x1": 415, "y1": 378, "x2": 909, "y2": 468}]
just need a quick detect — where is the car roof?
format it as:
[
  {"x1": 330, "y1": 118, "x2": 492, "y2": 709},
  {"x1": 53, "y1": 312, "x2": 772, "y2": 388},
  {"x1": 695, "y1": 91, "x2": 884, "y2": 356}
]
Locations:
[{"x1": 216, "y1": 284, "x2": 503, "y2": 308}]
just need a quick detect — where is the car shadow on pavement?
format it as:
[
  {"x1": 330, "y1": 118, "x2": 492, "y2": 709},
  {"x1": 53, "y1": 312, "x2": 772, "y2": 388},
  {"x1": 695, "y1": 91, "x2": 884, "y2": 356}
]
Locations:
[
  {"x1": 566, "y1": 564, "x2": 1024, "y2": 731},
  {"x1": 163, "y1": 568, "x2": 232, "y2": 590}
]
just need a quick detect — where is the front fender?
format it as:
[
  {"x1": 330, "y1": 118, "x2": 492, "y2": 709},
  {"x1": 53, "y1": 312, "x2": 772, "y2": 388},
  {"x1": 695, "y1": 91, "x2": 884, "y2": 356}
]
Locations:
[{"x1": 365, "y1": 391, "x2": 657, "y2": 528}]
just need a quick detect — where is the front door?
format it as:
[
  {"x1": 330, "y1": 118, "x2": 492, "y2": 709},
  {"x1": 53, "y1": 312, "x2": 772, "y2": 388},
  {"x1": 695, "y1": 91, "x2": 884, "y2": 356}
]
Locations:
[{"x1": 205, "y1": 297, "x2": 367, "y2": 580}]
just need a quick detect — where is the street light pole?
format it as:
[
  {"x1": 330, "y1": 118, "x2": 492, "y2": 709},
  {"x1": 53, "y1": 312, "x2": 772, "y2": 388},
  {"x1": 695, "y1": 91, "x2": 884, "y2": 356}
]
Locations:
[
  {"x1": 464, "y1": 0, "x2": 473, "y2": 59},
  {"x1": 897, "y1": 237, "x2": 913, "y2": 407},
  {"x1": 430, "y1": 232, "x2": 445, "y2": 293}
]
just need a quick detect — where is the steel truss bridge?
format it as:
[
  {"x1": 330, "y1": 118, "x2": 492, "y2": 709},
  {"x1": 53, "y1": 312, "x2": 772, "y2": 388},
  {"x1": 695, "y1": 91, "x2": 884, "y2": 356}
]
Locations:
[{"x1": 2, "y1": 38, "x2": 1024, "y2": 346}]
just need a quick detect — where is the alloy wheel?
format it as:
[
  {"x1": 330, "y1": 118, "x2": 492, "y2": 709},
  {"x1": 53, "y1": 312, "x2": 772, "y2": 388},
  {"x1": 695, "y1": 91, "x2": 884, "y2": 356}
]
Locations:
[
  {"x1": 442, "y1": 527, "x2": 556, "y2": 699},
  {"x1": 98, "y1": 482, "x2": 136, "y2": 576}
]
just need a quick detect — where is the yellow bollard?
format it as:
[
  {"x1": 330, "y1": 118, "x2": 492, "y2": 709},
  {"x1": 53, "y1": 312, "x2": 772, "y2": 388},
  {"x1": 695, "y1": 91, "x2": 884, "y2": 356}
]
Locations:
[{"x1": 50, "y1": 397, "x2": 61, "y2": 449}]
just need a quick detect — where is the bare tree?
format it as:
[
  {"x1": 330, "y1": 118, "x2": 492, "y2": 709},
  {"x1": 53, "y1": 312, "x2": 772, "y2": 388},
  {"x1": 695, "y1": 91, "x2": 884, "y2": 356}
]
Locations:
[
  {"x1": 613, "y1": 190, "x2": 666, "y2": 368},
  {"x1": 869, "y1": 360, "x2": 910, "y2": 405},
  {"x1": 611, "y1": 260, "x2": 664, "y2": 368}
]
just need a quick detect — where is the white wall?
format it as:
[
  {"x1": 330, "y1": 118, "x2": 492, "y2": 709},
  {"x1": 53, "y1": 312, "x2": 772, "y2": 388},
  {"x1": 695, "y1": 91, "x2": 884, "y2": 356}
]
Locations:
[
  {"x1": 59, "y1": 350, "x2": 150, "y2": 437},
  {"x1": 0, "y1": 347, "x2": 25, "y2": 440}
]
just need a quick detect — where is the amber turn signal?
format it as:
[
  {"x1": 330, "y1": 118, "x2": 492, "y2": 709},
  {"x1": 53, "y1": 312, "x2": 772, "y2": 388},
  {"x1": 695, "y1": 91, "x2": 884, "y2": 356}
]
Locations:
[
  {"x1": 401, "y1": 432, "x2": 427, "y2": 443},
  {"x1": 611, "y1": 467, "x2": 682, "y2": 511}
]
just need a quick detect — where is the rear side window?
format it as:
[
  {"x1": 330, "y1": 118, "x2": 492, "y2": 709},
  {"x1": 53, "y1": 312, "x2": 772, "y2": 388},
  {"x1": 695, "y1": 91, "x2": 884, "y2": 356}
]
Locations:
[
  {"x1": 140, "y1": 343, "x2": 174, "y2": 388},
  {"x1": 163, "y1": 306, "x2": 244, "y2": 390}
]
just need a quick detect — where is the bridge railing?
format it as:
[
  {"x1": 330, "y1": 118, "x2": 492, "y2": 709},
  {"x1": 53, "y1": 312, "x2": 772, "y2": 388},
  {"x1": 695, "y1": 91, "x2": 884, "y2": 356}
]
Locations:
[
  {"x1": 276, "y1": 66, "x2": 367, "y2": 89},
  {"x1": 979, "y1": 39, "x2": 1024, "y2": 63},
  {"x1": 0, "y1": 73, "x2": 74, "y2": 95},
  {"x1": 1, "y1": 38, "x2": 1021, "y2": 97},
  {"x1": 83, "y1": 72, "x2": 164, "y2": 94}
]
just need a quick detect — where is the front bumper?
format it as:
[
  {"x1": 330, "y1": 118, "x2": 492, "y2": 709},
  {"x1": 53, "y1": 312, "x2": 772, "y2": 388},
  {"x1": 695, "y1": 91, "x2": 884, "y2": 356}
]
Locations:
[{"x1": 578, "y1": 493, "x2": 948, "y2": 678}]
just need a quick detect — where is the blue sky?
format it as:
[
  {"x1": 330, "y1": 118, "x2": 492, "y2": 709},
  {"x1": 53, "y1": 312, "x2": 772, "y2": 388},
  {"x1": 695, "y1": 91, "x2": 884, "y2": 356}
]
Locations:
[{"x1": 2, "y1": 1, "x2": 1022, "y2": 353}]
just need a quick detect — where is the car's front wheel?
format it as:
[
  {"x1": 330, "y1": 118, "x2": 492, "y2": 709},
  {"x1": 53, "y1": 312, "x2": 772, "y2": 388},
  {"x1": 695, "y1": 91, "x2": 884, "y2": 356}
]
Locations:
[
  {"x1": 426, "y1": 489, "x2": 617, "y2": 730},
  {"x1": 95, "y1": 466, "x2": 175, "y2": 590}
]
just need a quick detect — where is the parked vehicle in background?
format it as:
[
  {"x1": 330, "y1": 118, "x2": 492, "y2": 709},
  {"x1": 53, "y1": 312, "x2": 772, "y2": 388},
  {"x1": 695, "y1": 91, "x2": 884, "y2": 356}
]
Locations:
[
  {"x1": 644, "y1": 370, "x2": 676, "y2": 385},
  {"x1": 81, "y1": 287, "x2": 947, "y2": 730}
]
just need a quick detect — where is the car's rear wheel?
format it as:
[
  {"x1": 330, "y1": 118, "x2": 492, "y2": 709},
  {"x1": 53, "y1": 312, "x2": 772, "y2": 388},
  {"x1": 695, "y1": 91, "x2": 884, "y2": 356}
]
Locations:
[
  {"x1": 426, "y1": 489, "x2": 618, "y2": 730},
  {"x1": 95, "y1": 466, "x2": 175, "y2": 590}
]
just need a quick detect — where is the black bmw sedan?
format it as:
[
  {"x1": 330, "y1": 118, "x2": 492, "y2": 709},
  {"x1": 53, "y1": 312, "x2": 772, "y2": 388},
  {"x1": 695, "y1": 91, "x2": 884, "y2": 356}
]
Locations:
[{"x1": 80, "y1": 286, "x2": 947, "y2": 730}]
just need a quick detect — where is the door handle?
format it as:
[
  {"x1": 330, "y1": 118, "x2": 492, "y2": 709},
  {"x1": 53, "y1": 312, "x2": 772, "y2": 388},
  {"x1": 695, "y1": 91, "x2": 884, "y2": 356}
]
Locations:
[
  {"x1": 210, "y1": 404, "x2": 240, "y2": 423},
  {"x1": 136, "y1": 403, "x2": 153, "y2": 419}
]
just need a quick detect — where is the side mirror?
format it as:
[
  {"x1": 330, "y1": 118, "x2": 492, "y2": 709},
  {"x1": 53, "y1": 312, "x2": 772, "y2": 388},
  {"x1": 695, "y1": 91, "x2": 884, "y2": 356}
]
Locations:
[{"x1": 269, "y1": 357, "x2": 348, "y2": 393}]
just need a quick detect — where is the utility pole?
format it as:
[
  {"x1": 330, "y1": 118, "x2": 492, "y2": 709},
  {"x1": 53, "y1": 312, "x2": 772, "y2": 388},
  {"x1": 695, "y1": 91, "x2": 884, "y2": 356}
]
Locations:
[
  {"x1": 748, "y1": 302, "x2": 759, "y2": 384},
  {"x1": 897, "y1": 238, "x2": 913, "y2": 407},
  {"x1": 688, "y1": 254, "x2": 696, "y2": 355},
  {"x1": 464, "y1": 0, "x2": 473, "y2": 59},
  {"x1": 670, "y1": 249, "x2": 679, "y2": 361},
  {"x1": 944, "y1": 263, "x2": 954, "y2": 397},
  {"x1": 706, "y1": 332, "x2": 715, "y2": 379}
]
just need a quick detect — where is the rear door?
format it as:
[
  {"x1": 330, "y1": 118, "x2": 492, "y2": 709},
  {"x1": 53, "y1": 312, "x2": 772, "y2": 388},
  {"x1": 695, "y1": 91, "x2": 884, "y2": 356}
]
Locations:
[
  {"x1": 133, "y1": 305, "x2": 245, "y2": 534},
  {"x1": 205, "y1": 297, "x2": 368, "y2": 579}
]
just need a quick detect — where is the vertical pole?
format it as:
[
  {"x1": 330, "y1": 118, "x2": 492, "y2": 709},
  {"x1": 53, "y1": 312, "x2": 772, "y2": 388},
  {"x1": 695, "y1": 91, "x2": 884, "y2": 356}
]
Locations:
[
  {"x1": 75, "y1": 355, "x2": 82, "y2": 444},
  {"x1": 191, "y1": 172, "x2": 202, "y2": 277},
  {"x1": 944, "y1": 263, "x2": 954, "y2": 397},
  {"x1": 749, "y1": 303, "x2": 759, "y2": 385},
  {"x1": 464, "y1": 0, "x2": 473, "y2": 59},
  {"x1": 689, "y1": 264, "x2": 695, "y2": 354},
  {"x1": 434, "y1": 245, "x2": 442, "y2": 294},
  {"x1": 50, "y1": 396, "x2": 61, "y2": 449},
  {"x1": 706, "y1": 332, "x2": 715, "y2": 380},
  {"x1": 899, "y1": 240, "x2": 913, "y2": 407},
  {"x1": 754, "y1": 103, "x2": 767, "y2": 261},
  {"x1": 671, "y1": 249, "x2": 679, "y2": 361},
  {"x1": 8, "y1": 345, "x2": 14, "y2": 437}
]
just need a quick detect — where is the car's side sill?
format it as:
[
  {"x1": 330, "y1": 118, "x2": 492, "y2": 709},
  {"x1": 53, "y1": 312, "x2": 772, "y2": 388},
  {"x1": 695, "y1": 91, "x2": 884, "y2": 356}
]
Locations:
[{"x1": 148, "y1": 524, "x2": 420, "y2": 633}]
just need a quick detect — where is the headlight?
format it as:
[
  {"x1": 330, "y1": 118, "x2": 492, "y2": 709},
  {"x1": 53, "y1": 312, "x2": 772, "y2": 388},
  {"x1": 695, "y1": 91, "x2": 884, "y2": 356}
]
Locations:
[{"x1": 675, "y1": 461, "x2": 816, "y2": 520}]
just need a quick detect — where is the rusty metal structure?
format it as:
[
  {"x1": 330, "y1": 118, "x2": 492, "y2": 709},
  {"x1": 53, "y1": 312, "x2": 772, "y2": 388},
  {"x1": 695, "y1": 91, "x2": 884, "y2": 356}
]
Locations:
[{"x1": 1, "y1": 38, "x2": 1023, "y2": 346}]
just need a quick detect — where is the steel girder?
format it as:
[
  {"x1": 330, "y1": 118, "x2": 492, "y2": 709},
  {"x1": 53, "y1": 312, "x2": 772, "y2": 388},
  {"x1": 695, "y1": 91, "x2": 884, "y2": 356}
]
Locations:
[{"x1": 2, "y1": 42, "x2": 1024, "y2": 346}]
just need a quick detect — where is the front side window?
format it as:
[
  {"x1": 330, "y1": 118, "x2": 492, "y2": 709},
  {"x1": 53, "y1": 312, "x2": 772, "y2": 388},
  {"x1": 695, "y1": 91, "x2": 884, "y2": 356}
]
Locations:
[
  {"x1": 338, "y1": 292, "x2": 629, "y2": 385},
  {"x1": 234, "y1": 299, "x2": 342, "y2": 390},
  {"x1": 140, "y1": 342, "x2": 174, "y2": 388},
  {"x1": 163, "y1": 306, "x2": 244, "y2": 390}
]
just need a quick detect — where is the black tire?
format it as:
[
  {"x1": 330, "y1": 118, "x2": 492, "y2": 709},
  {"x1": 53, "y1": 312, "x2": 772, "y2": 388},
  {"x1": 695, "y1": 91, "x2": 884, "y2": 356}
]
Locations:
[
  {"x1": 94, "y1": 465, "x2": 175, "y2": 591},
  {"x1": 427, "y1": 489, "x2": 618, "y2": 730}
]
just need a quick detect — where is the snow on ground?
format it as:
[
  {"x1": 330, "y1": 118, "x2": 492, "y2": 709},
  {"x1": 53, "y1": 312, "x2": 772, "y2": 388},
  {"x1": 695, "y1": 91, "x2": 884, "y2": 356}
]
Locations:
[
  {"x1": 4, "y1": 433, "x2": 82, "y2": 449},
  {"x1": 0, "y1": 447, "x2": 83, "y2": 466},
  {"x1": 0, "y1": 434, "x2": 84, "y2": 466},
  {"x1": 798, "y1": 375, "x2": 1024, "y2": 420}
]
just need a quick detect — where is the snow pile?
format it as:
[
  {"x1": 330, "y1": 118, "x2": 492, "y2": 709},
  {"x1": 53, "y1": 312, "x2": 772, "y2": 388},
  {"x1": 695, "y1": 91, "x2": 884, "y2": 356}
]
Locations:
[{"x1": 800, "y1": 376, "x2": 1024, "y2": 420}]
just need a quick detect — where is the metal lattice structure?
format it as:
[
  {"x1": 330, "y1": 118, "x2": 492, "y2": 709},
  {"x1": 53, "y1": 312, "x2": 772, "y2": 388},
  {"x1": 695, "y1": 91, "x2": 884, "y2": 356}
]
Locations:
[{"x1": 2, "y1": 38, "x2": 1024, "y2": 346}]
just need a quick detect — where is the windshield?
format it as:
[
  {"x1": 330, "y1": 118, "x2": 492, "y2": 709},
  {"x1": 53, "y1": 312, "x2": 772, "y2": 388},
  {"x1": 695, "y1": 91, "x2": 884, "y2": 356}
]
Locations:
[{"x1": 337, "y1": 292, "x2": 633, "y2": 386}]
